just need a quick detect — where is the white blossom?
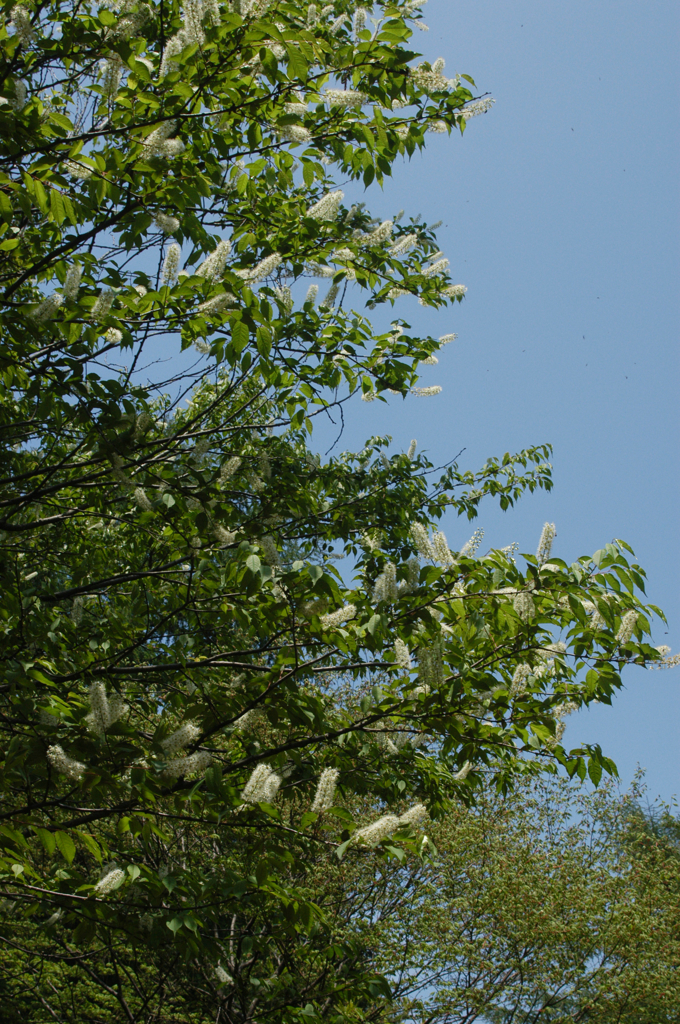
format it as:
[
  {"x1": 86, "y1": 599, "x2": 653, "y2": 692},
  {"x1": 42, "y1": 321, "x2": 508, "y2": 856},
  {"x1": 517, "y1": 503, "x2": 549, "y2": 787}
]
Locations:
[
  {"x1": 64, "y1": 159, "x2": 93, "y2": 180},
  {"x1": 453, "y1": 761, "x2": 472, "y2": 781},
  {"x1": 155, "y1": 212, "x2": 180, "y2": 235},
  {"x1": 215, "y1": 966, "x2": 233, "y2": 985},
  {"x1": 353, "y1": 814, "x2": 400, "y2": 847},
  {"x1": 214, "y1": 524, "x2": 237, "y2": 546},
  {"x1": 432, "y1": 531, "x2": 455, "y2": 567},
  {"x1": 616, "y1": 610, "x2": 638, "y2": 645},
  {"x1": 399, "y1": 803, "x2": 428, "y2": 827},
  {"x1": 320, "y1": 604, "x2": 357, "y2": 629},
  {"x1": 85, "y1": 681, "x2": 128, "y2": 735},
  {"x1": 278, "y1": 124, "x2": 311, "y2": 143},
  {"x1": 306, "y1": 190, "x2": 344, "y2": 221},
  {"x1": 510, "y1": 663, "x2": 532, "y2": 698},
  {"x1": 161, "y1": 242, "x2": 182, "y2": 286},
  {"x1": 259, "y1": 535, "x2": 280, "y2": 565},
  {"x1": 389, "y1": 232, "x2": 418, "y2": 257},
  {"x1": 11, "y1": 79, "x2": 28, "y2": 111},
  {"x1": 373, "y1": 562, "x2": 398, "y2": 604},
  {"x1": 305, "y1": 283, "x2": 319, "y2": 304},
  {"x1": 320, "y1": 282, "x2": 339, "y2": 309},
  {"x1": 442, "y1": 284, "x2": 467, "y2": 299},
  {"x1": 101, "y1": 55, "x2": 123, "y2": 98},
  {"x1": 459, "y1": 528, "x2": 484, "y2": 558},
  {"x1": 10, "y1": 5, "x2": 35, "y2": 45},
  {"x1": 361, "y1": 220, "x2": 393, "y2": 246},
  {"x1": 418, "y1": 639, "x2": 444, "y2": 689},
  {"x1": 407, "y1": 439, "x2": 417, "y2": 460},
  {"x1": 411, "y1": 522, "x2": 435, "y2": 559},
  {"x1": 330, "y1": 13, "x2": 347, "y2": 33},
  {"x1": 428, "y1": 120, "x2": 447, "y2": 133},
  {"x1": 134, "y1": 487, "x2": 153, "y2": 511},
  {"x1": 460, "y1": 97, "x2": 495, "y2": 118},
  {"x1": 311, "y1": 767, "x2": 339, "y2": 812},
  {"x1": 241, "y1": 764, "x2": 282, "y2": 804},
  {"x1": 47, "y1": 745, "x2": 86, "y2": 781},
  {"x1": 439, "y1": 333, "x2": 457, "y2": 344},
  {"x1": 220, "y1": 456, "x2": 242, "y2": 479},
  {"x1": 31, "y1": 293, "x2": 63, "y2": 322},
  {"x1": 514, "y1": 592, "x2": 536, "y2": 622},
  {"x1": 536, "y1": 522, "x2": 556, "y2": 565},
  {"x1": 141, "y1": 120, "x2": 178, "y2": 155},
  {"x1": 196, "y1": 239, "x2": 232, "y2": 280},
  {"x1": 237, "y1": 252, "x2": 282, "y2": 283},
  {"x1": 63, "y1": 264, "x2": 82, "y2": 302},
  {"x1": 424, "y1": 257, "x2": 449, "y2": 277},
  {"x1": 94, "y1": 868, "x2": 125, "y2": 895},
  {"x1": 163, "y1": 749, "x2": 212, "y2": 778},
  {"x1": 353, "y1": 6, "x2": 367, "y2": 37},
  {"x1": 394, "y1": 638, "x2": 412, "y2": 671},
  {"x1": 411, "y1": 385, "x2": 442, "y2": 397},
  {"x1": 162, "y1": 722, "x2": 201, "y2": 755},
  {"x1": 92, "y1": 288, "x2": 114, "y2": 321},
  {"x1": 197, "y1": 292, "x2": 237, "y2": 317}
]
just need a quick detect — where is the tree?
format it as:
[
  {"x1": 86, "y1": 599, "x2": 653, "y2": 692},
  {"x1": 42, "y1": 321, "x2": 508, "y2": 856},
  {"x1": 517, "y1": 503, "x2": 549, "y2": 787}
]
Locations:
[{"x1": 0, "y1": 0, "x2": 667, "y2": 1020}]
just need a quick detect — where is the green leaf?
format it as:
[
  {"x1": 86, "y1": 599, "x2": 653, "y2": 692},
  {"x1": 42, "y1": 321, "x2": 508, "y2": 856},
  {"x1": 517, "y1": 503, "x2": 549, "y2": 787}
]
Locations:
[
  {"x1": 31, "y1": 827, "x2": 56, "y2": 856},
  {"x1": 55, "y1": 831, "x2": 76, "y2": 865}
]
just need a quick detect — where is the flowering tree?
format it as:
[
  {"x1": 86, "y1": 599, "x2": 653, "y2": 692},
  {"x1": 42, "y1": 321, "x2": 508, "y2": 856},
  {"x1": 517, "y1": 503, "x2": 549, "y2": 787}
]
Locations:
[{"x1": 0, "y1": 0, "x2": 668, "y2": 1019}]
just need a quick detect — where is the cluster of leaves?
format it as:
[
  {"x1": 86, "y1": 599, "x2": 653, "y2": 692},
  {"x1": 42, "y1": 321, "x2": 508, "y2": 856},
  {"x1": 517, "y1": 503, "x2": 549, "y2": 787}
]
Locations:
[{"x1": 0, "y1": 0, "x2": 670, "y2": 1020}]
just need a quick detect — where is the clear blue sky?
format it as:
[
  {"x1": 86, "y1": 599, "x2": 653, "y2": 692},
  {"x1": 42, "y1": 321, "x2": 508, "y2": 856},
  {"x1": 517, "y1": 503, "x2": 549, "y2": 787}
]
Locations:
[{"x1": 314, "y1": 0, "x2": 680, "y2": 801}]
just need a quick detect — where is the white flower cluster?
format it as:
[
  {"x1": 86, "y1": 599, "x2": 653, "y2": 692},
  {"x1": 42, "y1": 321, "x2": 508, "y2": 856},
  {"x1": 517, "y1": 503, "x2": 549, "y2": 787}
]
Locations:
[
  {"x1": 510, "y1": 663, "x2": 532, "y2": 698},
  {"x1": 545, "y1": 701, "x2": 578, "y2": 749},
  {"x1": 411, "y1": 56, "x2": 458, "y2": 93},
  {"x1": 258, "y1": 535, "x2": 280, "y2": 565},
  {"x1": 389, "y1": 232, "x2": 417, "y2": 257},
  {"x1": 360, "y1": 220, "x2": 393, "y2": 246},
  {"x1": 320, "y1": 603, "x2": 357, "y2": 629},
  {"x1": 241, "y1": 764, "x2": 282, "y2": 804},
  {"x1": 411, "y1": 386, "x2": 442, "y2": 397},
  {"x1": 109, "y1": 0, "x2": 152, "y2": 41},
  {"x1": 31, "y1": 293, "x2": 63, "y2": 322},
  {"x1": 163, "y1": 749, "x2": 212, "y2": 778},
  {"x1": 47, "y1": 744, "x2": 86, "y2": 781},
  {"x1": 418, "y1": 639, "x2": 444, "y2": 689},
  {"x1": 196, "y1": 239, "x2": 232, "y2": 280},
  {"x1": 305, "y1": 283, "x2": 319, "y2": 304},
  {"x1": 442, "y1": 284, "x2": 467, "y2": 299},
  {"x1": 459, "y1": 527, "x2": 484, "y2": 558},
  {"x1": 353, "y1": 802, "x2": 428, "y2": 846},
  {"x1": 10, "y1": 5, "x2": 35, "y2": 46},
  {"x1": 160, "y1": 0, "x2": 221, "y2": 76},
  {"x1": 311, "y1": 767, "x2": 339, "y2": 812},
  {"x1": 86, "y1": 681, "x2": 128, "y2": 736},
  {"x1": 411, "y1": 522, "x2": 435, "y2": 559},
  {"x1": 323, "y1": 89, "x2": 369, "y2": 107},
  {"x1": 373, "y1": 562, "x2": 398, "y2": 603},
  {"x1": 513, "y1": 591, "x2": 536, "y2": 622},
  {"x1": 94, "y1": 867, "x2": 125, "y2": 896},
  {"x1": 394, "y1": 638, "x2": 412, "y2": 671},
  {"x1": 439, "y1": 333, "x2": 457, "y2": 344},
  {"x1": 536, "y1": 522, "x2": 556, "y2": 565},
  {"x1": 197, "y1": 292, "x2": 237, "y2": 317},
  {"x1": 235, "y1": 252, "x2": 283, "y2": 283},
  {"x1": 64, "y1": 159, "x2": 93, "y2": 180},
  {"x1": 162, "y1": 722, "x2": 201, "y2": 755},
  {"x1": 616, "y1": 609, "x2": 638, "y2": 645},
  {"x1": 63, "y1": 264, "x2": 82, "y2": 301},
  {"x1": 215, "y1": 966, "x2": 233, "y2": 986},
  {"x1": 432, "y1": 530, "x2": 455, "y2": 567},
  {"x1": 424, "y1": 257, "x2": 449, "y2": 278},
  {"x1": 162, "y1": 243, "x2": 182, "y2": 285},
  {"x1": 453, "y1": 761, "x2": 472, "y2": 781},
  {"x1": 460, "y1": 97, "x2": 495, "y2": 118},
  {"x1": 141, "y1": 120, "x2": 185, "y2": 159},
  {"x1": 92, "y1": 288, "x2": 114, "y2": 320},
  {"x1": 306, "y1": 190, "x2": 344, "y2": 221},
  {"x1": 155, "y1": 212, "x2": 180, "y2": 235},
  {"x1": 279, "y1": 124, "x2": 311, "y2": 143},
  {"x1": 134, "y1": 486, "x2": 153, "y2": 511}
]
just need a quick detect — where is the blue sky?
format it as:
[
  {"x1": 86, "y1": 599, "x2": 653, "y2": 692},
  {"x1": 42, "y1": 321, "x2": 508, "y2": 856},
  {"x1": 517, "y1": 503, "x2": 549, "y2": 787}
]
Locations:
[{"x1": 313, "y1": 0, "x2": 679, "y2": 801}]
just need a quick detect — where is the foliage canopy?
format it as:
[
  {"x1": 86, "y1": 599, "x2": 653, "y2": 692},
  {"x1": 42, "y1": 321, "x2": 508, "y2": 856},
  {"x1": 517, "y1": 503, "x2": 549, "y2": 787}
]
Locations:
[{"x1": 0, "y1": 0, "x2": 668, "y2": 1019}]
